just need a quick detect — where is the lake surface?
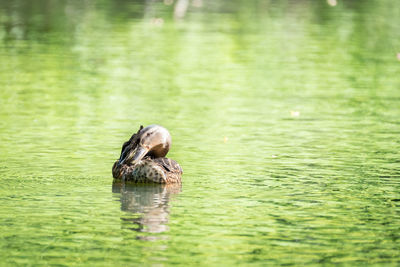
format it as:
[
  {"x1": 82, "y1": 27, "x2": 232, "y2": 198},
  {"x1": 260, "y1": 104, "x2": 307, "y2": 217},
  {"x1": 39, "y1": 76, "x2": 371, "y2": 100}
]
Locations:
[{"x1": 1, "y1": 0, "x2": 400, "y2": 265}]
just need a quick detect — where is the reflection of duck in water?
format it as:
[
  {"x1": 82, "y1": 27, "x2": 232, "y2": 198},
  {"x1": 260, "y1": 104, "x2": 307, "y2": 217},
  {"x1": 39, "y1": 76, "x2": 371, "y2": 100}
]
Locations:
[
  {"x1": 112, "y1": 125, "x2": 183, "y2": 184},
  {"x1": 112, "y1": 182, "x2": 181, "y2": 234}
]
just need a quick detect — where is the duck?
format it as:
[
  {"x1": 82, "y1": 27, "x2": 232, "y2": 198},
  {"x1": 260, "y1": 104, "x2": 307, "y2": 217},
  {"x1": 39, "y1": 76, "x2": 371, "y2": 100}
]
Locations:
[{"x1": 112, "y1": 125, "x2": 183, "y2": 184}]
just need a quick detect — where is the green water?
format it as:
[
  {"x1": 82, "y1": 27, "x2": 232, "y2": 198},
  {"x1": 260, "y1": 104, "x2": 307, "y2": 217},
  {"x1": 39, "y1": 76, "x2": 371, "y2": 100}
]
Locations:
[{"x1": 1, "y1": 0, "x2": 400, "y2": 265}]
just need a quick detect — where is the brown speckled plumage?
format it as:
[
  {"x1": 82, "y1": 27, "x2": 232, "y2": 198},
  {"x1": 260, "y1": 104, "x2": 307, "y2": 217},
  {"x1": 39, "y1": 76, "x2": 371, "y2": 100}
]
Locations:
[
  {"x1": 112, "y1": 157, "x2": 182, "y2": 184},
  {"x1": 112, "y1": 125, "x2": 183, "y2": 184}
]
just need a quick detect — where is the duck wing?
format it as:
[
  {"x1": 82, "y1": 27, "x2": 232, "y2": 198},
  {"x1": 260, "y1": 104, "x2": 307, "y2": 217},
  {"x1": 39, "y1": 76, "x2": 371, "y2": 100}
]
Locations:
[
  {"x1": 153, "y1": 158, "x2": 183, "y2": 174},
  {"x1": 118, "y1": 125, "x2": 144, "y2": 163}
]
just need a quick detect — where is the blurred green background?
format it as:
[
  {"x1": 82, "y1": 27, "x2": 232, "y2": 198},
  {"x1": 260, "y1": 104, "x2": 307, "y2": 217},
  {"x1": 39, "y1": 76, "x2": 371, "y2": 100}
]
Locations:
[{"x1": 0, "y1": 0, "x2": 399, "y2": 265}]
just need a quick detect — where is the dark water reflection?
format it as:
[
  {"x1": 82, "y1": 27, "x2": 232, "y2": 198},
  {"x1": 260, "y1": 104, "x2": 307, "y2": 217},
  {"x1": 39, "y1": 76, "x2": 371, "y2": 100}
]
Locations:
[{"x1": 112, "y1": 182, "x2": 181, "y2": 237}]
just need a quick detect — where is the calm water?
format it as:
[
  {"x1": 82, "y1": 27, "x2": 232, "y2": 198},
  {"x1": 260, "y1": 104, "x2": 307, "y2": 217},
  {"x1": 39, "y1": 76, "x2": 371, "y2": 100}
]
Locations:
[{"x1": 1, "y1": 0, "x2": 400, "y2": 265}]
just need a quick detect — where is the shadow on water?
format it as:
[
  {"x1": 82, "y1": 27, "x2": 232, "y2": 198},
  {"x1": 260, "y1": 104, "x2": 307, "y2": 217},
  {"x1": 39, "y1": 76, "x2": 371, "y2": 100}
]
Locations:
[{"x1": 112, "y1": 181, "x2": 181, "y2": 240}]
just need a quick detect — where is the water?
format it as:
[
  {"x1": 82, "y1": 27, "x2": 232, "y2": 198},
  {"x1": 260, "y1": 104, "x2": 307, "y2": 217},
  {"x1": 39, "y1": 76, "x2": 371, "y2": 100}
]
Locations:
[{"x1": 1, "y1": 0, "x2": 400, "y2": 265}]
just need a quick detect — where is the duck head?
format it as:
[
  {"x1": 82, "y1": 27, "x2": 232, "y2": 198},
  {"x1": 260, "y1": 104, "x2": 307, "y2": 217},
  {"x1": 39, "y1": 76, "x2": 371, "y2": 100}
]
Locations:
[{"x1": 119, "y1": 125, "x2": 171, "y2": 165}]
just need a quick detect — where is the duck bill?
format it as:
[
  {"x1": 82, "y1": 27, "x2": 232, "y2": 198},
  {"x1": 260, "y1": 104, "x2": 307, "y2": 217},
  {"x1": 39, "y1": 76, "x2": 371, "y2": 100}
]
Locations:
[{"x1": 119, "y1": 145, "x2": 148, "y2": 165}]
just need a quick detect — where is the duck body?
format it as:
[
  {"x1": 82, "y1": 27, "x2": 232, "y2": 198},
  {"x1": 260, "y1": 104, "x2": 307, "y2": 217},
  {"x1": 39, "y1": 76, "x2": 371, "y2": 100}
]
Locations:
[
  {"x1": 112, "y1": 157, "x2": 182, "y2": 184},
  {"x1": 112, "y1": 125, "x2": 182, "y2": 184}
]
